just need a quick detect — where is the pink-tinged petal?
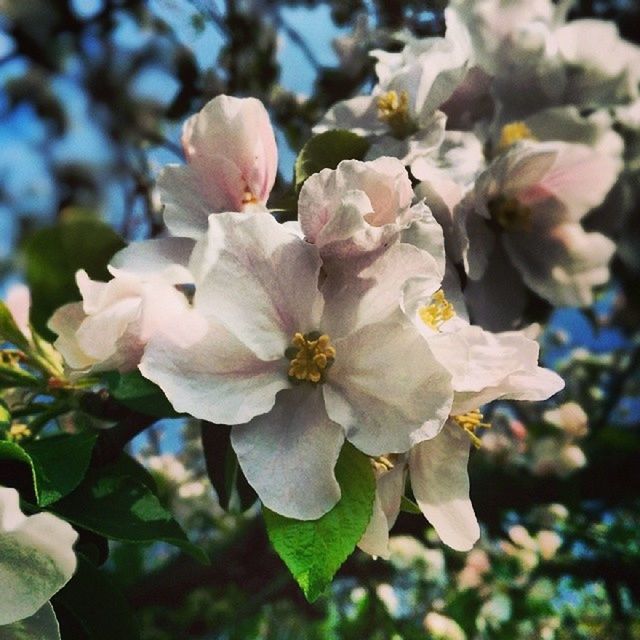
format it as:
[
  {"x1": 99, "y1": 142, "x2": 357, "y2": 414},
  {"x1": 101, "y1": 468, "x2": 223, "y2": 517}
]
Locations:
[
  {"x1": 525, "y1": 142, "x2": 621, "y2": 221},
  {"x1": 231, "y1": 386, "x2": 344, "y2": 520},
  {"x1": 299, "y1": 158, "x2": 416, "y2": 258},
  {"x1": 503, "y1": 223, "x2": 615, "y2": 306},
  {"x1": 409, "y1": 422, "x2": 479, "y2": 552},
  {"x1": 358, "y1": 461, "x2": 406, "y2": 558},
  {"x1": 110, "y1": 238, "x2": 195, "y2": 284},
  {"x1": 5, "y1": 283, "x2": 31, "y2": 338},
  {"x1": 324, "y1": 319, "x2": 453, "y2": 455},
  {"x1": 140, "y1": 322, "x2": 287, "y2": 425},
  {"x1": 157, "y1": 165, "x2": 213, "y2": 238},
  {"x1": 321, "y1": 242, "x2": 442, "y2": 338},
  {"x1": 48, "y1": 304, "x2": 95, "y2": 370},
  {"x1": 182, "y1": 95, "x2": 277, "y2": 211},
  {"x1": 192, "y1": 212, "x2": 323, "y2": 360}
]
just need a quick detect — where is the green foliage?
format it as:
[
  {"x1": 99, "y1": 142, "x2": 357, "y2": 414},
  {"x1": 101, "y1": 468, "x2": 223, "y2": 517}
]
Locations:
[
  {"x1": 22, "y1": 433, "x2": 98, "y2": 507},
  {"x1": 53, "y1": 556, "x2": 140, "y2": 640},
  {"x1": 201, "y1": 423, "x2": 256, "y2": 512},
  {"x1": 104, "y1": 370, "x2": 179, "y2": 419},
  {"x1": 50, "y1": 454, "x2": 208, "y2": 564},
  {"x1": 23, "y1": 212, "x2": 125, "y2": 338},
  {"x1": 0, "y1": 433, "x2": 97, "y2": 507},
  {"x1": 263, "y1": 442, "x2": 375, "y2": 602},
  {"x1": 294, "y1": 130, "x2": 370, "y2": 193}
]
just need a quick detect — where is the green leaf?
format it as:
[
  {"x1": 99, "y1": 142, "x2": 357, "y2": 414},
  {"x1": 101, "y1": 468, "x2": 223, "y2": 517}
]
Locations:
[
  {"x1": 0, "y1": 300, "x2": 30, "y2": 351},
  {"x1": 0, "y1": 440, "x2": 36, "y2": 486},
  {"x1": 263, "y1": 442, "x2": 375, "y2": 602},
  {"x1": 22, "y1": 212, "x2": 125, "y2": 338},
  {"x1": 52, "y1": 556, "x2": 140, "y2": 640},
  {"x1": 400, "y1": 495, "x2": 422, "y2": 515},
  {"x1": 0, "y1": 365, "x2": 41, "y2": 389},
  {"x1": 104, "y1": 370, "x2": 180, "y2": 418},
  {"x1": 22, "y1": 432, "x2": 98, "y2": 507},
  {"x1": 294, "y1": 130, "x2": 370, "y2": 193},
  {"x1": 201, "y1": 423, "x2": 256, "y2": 512},
  {"x1": 0, "y1": 602, "x2": 61, "y2": 640},
  {"x1": 50, "y1": 455, "x2": 208, "y2": 564}
]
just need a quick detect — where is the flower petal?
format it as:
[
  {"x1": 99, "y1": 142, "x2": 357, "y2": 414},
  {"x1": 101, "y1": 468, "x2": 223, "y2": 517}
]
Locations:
[
  {"x1": 0, "y1": 488, "x2": 77, "y2": 626},
  {"x1": 231, "y1": 387, "x2": 344, "y2": 520},
  {"x1": 325, "y1": 319, "x2": 452, "y2": 455},
  {"x1": 409, "y1": 423, "x2": 479, "y2": 551},
  {"x1": 192, "y1": 212, "x2": 323, "y2": 360},
  {"x1": 140, "y1": 321, "x2": 286, "y2": 425}
]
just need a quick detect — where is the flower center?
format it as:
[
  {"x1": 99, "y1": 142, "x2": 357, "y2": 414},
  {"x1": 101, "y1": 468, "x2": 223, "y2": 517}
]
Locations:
[
  {"x1": 241, "y1": 189, "x2": 259, "y2": 206},
  {"x1": 419, "y1": 289, "x2": 456, "y2": 331},
  {"x1": 286, "y1": 331, "x2": 336, "y2": 384},
  {"x1": 488, "y1": 195, "x2": 532, "y2": 232},
  {"x1": 376, "y1": 90, "x2": 416, "y2": 138},
  {"x1": 452, "y1": 409, "x2": 491, "y2": 448},
  {"x1": 497, "y1": 121, "x2": 537, "y2": 153}
]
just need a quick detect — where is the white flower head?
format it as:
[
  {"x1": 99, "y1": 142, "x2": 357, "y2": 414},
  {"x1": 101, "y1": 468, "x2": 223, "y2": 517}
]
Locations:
[
  {"x1": 49, "y1": 266, "x2": 207, "y2": 374},
  {"x1": 141, "y1": 212, "x2": 453, "y2": 521},
  {"x1": 0, "y1": 487, "x2": 77, "y2": 625},
  {"x1": 298, "y1": 157, "x2": 428, "y2": 260},
  {"x1": 458, "y1": 140, "x2": 620, "y2": 326},
  {"x1": 158, "y1": 95, "x2": 278, "y2": 238}
]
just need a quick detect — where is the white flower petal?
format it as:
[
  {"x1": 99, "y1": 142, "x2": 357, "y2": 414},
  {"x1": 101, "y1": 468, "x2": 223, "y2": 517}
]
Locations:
[
  {"x1": 109, "y1": 238, "x2": 195, "y2": 284},
  {"x1": 140, "y1": 321, "x2": 287, "y2": 425},
  {"x1": 0, "y1": 488, "x2": 77, "y2": 626},
  {"x1": 192, "y1": 212, "x2": 323, "y2": 361},
  {"x1": 409, "y1": 423, "x2": 479, "y2": 551},
  {"x1": 0, "y1": 602, "x2": 61, "y2": 639},
  {"x1": 231, "y1": 387, "x2": 344, "y2": 520},
  {"x1": 325, "y1": 319, "x2": 452, "y2": 455},
  {"x1": 157, "y1": 165, "x2": 212, "y2": 239}
]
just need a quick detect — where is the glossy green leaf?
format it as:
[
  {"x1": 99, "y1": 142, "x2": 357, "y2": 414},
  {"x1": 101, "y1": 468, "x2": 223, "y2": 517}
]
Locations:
[
  {"x1": 104, "y1": 370, "x2": 179, "y2": 418},
  {"x1": 52, "y1": 556, "x2": 140, "y2": 640},
  {"x1": 294, "y1": 130, "x2": 370, "y2": 193},
  {"x1": 22, "y1": 432, "x2": 98, "y2": 507},
  {"x1": 23, "y1": 212, "x2": 125, "y2": 338},
  {"x1": 263, "y1": 442, "x2": 375, "y2": 602},
  {"x1": 50, "y1": 455, "x2": 207, "y2": 564}
]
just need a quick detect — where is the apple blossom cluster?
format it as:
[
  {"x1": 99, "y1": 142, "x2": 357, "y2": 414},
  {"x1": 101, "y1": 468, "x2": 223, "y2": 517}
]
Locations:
[
  {"x1": 41, "y1": 0, "x2": 640, "y2": 581},
  {"x1": 47, "y1": 87, "x2": 566, "y2": 560}
]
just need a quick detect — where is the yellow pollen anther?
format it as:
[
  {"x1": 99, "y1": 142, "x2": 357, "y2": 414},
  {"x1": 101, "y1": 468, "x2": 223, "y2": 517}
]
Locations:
[
  {"x1": 8, "y1": 423, "x2": 31, "y2": 442},
  {"x1": 241, "y1": 189, "x2": 259, "y2": 206},
  {"x1": 286, "y1": 332, "x2": 336, "y2": 384},
  {"x1": 419, "y1": 290, "x2": 456, "y2": 331},
  {"x1": 371, "y1": 454, "x2": 395, "y2": 473},
  {"x1": 497, "y1": 121, "x2": 537, "y2": 152},
  {"x1": 452, "y1": 409, "x2": 491, "y2": 449},
  {"x1": 376, "y1": 90, "x2": 415, "y2": 138},
  {"x1": 488, "y1": 195, "x2": 533, "y2": 232}
]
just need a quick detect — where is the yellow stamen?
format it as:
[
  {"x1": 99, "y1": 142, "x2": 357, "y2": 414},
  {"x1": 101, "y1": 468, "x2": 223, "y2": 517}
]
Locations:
[
  {"x1": 371, "y1": 454, "x2": 395, "y2": 474},
  {"x1": 241, "y1": 189, "x2": 259, "y2": 206},
  {"x1": 8, "y1": 423, "x2": 31, "y2": 442},
  {"x1": 488, "y1": 195, "x2": 532, "y2": 232},
  {"x1": 376, "y1": 90, "x2": 415, "y2": 138},
  {"x1": 419, "y1": 290, "x2": 456, "y2": 332},
  {"x1": 286, "y1": 332, "x2": 336, "y2": 384},
  {"x1": 452, "y1": 409, "x2": 491, "y2": 449},
  {"x1": 497, "y1": 121, "x2": 537, "y2": 152}
]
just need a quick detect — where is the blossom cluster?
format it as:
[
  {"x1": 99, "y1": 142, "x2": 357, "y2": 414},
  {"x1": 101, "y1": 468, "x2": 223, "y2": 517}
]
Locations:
[{"x1": 45, "y1": 0, "x2": 640, "y2": 572}]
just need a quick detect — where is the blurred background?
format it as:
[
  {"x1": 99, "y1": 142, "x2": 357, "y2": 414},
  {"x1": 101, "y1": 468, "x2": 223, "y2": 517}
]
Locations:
[{"x1": 1, "y1": 0, "x2": 640, "y2": 638}]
